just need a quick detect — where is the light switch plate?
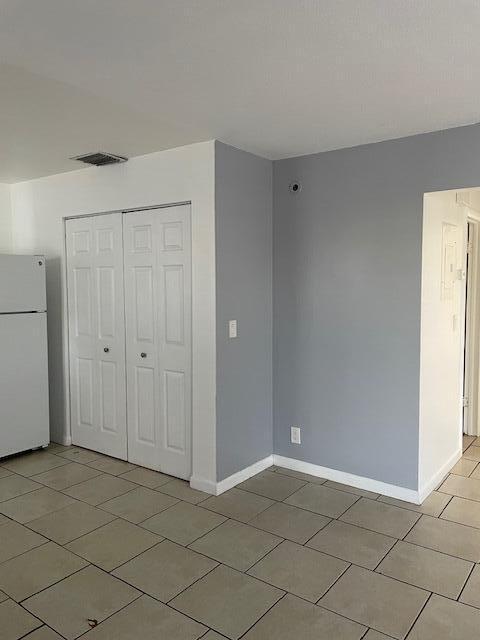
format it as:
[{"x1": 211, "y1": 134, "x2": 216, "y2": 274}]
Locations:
[{"x1": 228, "y1": 320, "x2": 237, "y2": 338}]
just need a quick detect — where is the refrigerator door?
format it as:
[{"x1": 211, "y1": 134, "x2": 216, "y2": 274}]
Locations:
[
  {"x1": 0, "y1": 254, "x2": 47, "y2": 313},
  {"x1": 0, "y1": 312, "x2": 50, "y2": 457}
]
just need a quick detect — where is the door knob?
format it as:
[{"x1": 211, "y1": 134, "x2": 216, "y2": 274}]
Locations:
[
  {"x1": 104, "y1": 347, "x2": 110, "y2": 353},
  {"x1": 140, "y1": 352, "x2": 147, "y2": 358}
]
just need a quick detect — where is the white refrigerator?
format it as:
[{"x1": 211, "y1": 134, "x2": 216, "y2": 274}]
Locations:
[{"x1": 0, "y1": 255, "x2": 50, "y2": 457}]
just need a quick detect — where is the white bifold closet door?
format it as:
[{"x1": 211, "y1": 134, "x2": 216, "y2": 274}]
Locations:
[
  {"x1": 66, "y1": 213, "x2": 127, "y2": 459},
  {"x1": 123, "y1": 206, "x2": 192, "y2": 478}
]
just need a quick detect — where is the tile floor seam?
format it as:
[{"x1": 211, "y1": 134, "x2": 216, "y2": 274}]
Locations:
[
  {"x1": 73, "y1": 591, "x2": 145, "y2": 640},
  {"x1": 299, "y1": 526, "x2": 397, "y2": 574},
  {"x1": 56, "y1": 484, "x2": 140, "y2": 510},
  {"x1": 403, "y1": 591, "x2": 433, "y2": 640},
  {"x1": 271, "y1": 468, "x2": 327, "y2": 485},
  {"x1": 336, "y1": 511, "x2": 416, "y2": 541},
  {"x1": 314, "y1": 599, "x2": 372, "y2": 635},
  {"x1": 29, "y1": 471, "x2": 105, "y2": 493},
  {"x1": 15, "y1": 563, "x2": 92, "y2": 606},
  {"x1": 0, "y1": 490, "x2": 79, "y2": 525},
  {"x1": 235, "y1": 591, "x2": 289, "y2": 640},
  {"x1": 395, "y1": 533, "x2": 480, "y2": 566},
  {"x1": 88, "y1": 532, "x2": 165, "y2": 572},
  {"x1": 64, "y1": 521, "x2": 163, "y2": 572},
  {"x1": 94, "y1": 492, "x2": 181, "y2": 524},
  {"x1": 436, "y1": 493, "x2": 454, "y2": 519},
  {"x1": 455, "y1": 561, "x2": 477, "y2": 603},
  {"x1": 372, "y1": 562, "x2": 467, "y2": 604},
  {"x1": 282, "y1": 489, "x2": 362, "y2": 519},
  {"x1": 97, "y1": 543, "x2": 221, "y2": 608},
  {"x1": 238, "y1": 479, "x2": 309, "y2": 502},
  {"x1": 138, "y1": 511, "x2": 228, "y2": 547},
  {"x1": 297, "y1": 519, "x2": 333, "y2": 547},
  {"x1": 371, "y1": 537, "x2": 400, "y2": 572},
  {"x1": 0, "y1": 537, "x2": 51, "y2": 565},
  {"x1": 11, "y1": 607, "x2": 49, "y2": 640},
  {"x1": 182, "y1": 516, "x2": 242, "y2": 550},
  {"x1": 399, "y1": 513, "x2": 423, "y2": 541},
  {"x1": 185, "y1": 526, "x2": 285, "y2": 575},
  {"x1": 310, "y1": 561, "x2": 353, "y2": 607},
  {"x1": 26, "y1": 558, "x2": 212, "y2": 639},
  {"x1": 19, "y1": 506, "x2": 117, "y2": 546},
  {"x1": 235, "y1": 533, "x2": 286, "y2": 574},
  {"x1": 316, "y1": 558, "x2": 353, "y2": 605},
  {"x1": 0, "y1": 481, "x2": 50, "y2": 505},
  {"x1": 154, "y1": 483, "x2": 211, "y2": 506},
  {"x1": 164, "y1": 561, "x2": 221, "y2": 607}
]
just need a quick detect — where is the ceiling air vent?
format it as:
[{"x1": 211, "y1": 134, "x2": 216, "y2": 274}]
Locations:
[{"x1": 70, "y1": 152, "x2": 128, "y2": 166}]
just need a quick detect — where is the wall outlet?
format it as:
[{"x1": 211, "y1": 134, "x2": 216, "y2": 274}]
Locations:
[
  {"x1": 228, "y1": 320, "x2": 238, "y2": 338},
  {"x1": 290, "y1": 426, "x2": 301, "y2": 444}
]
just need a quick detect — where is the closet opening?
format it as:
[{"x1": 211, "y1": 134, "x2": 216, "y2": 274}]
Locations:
[{"x1": 65, "y1": 204, "x2": 192, "y2": 480}]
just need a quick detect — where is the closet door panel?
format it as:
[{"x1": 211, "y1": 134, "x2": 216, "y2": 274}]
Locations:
[
  {"x1": 66, "y1": 213, "x2": 127, "y2": 458},
  {"x1": 124, "y1": 205, "x2": 191, "y2": 478},
  {"x1": 124, "y1": 211, "x2": 159, "y2": 467}
]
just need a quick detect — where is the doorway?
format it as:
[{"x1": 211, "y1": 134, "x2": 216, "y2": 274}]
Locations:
[
  {"x1": 462, "y1": 202, "x2": 480, "y2": 438},
  {"x1": 65, "y1": 204, "x2": 192, "y2": 480},
  {"x1": 419, "y1": 188, "x2": 480, "y2": 496}
]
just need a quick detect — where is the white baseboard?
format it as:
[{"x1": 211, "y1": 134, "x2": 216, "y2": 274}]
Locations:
[
  {"x1": 418, "y1": 448, "x2": 462, "y2": 503},
  {"x1": 273, "y1": 454, "x2": 421, "y2": 504},
  {"x1": 190, "y1": 455, "x2": 274, "y2": 496}
]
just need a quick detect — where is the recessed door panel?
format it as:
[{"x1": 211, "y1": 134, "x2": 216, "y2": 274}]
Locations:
[
  {"x1": 164, "y1": 265, "x2": 184, "y2": 345},
  {"x1": 97, "y1": 267, "x2": 115, "y2": 339},
  {"x1": 163, "y1": 222, "x2": 183, "y2": 251},
  {"x1": 66, "y1": 213, "x2": 127, "y2": 459},
  {"x1": 99, "y1": 360, "x2": 117, "y2": 433},
  {"x1": 96, "y1": 228, "x2": 114, "y2": 253},
  {"x1": 132, "y1": 225, "x2": 152, "y2": 253},
  {"x1": 77, "y1": 357, "x2": 94, "y2": 427},
  {"x1": 164, "y1": 370, "x2": 186, "y2": 452},
  {"x1": 73, "y1": 268, "x2": 92, "y2": 337},
  {"x1": 133, "y1": 266, "x2": 154, "y2": 342},
  {"x1": 73, "y1": 230, "x2": 90, "y2": 254},
  {"x1": 135, "y1": 366, "x2": 156, "y2": 445},
  {"x1": 124, "y1": 205, "x2": 191, "y2": 478}
]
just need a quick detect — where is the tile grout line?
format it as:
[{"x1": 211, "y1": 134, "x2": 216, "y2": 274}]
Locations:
[
  {"x1": 456, "y1": 561, "x2": 476, "y2": 603},
  {"x1": 403, "y1": 591, "x2": 433, "y2": 640}
]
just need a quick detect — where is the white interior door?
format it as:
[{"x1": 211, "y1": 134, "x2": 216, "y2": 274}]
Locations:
[
  {"x1": 66, "y1": 213, "x2": 127, "y2": 458},
  {"x1": 123, "y1": 205, "x2": 192, "y2": 478}
]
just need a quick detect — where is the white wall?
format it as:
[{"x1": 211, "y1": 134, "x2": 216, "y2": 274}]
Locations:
[
  {"x1": 0, "y1": 184, "x2": 12, "y2": 252},
  {"x1": 419, "y1": 190, "x2": 465, "y2": 497},
  {"x1": 10, "y1": 141, "x2": 217, "y2": 487}
]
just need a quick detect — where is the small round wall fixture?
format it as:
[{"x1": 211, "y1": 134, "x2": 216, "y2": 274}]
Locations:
[{"x1": 289, "y1": 181, "x2": 302, "y2": 193}]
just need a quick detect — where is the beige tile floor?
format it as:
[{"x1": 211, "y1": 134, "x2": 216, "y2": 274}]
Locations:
[{"x1": 1, "y1": 437, "x2": 480, "y2": 639}]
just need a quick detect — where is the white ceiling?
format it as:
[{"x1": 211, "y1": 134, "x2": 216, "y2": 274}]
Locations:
[{"x1": 1, "y1": 0, "x2": 480, "y2": 183}]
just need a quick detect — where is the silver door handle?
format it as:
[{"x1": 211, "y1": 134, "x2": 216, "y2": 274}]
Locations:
[
  {"x1": 104, "y1": 347, "x2": 110, "y2": 353},
  {"x1": 140, "y1": 352, "x2": 147, "y2": 358}
]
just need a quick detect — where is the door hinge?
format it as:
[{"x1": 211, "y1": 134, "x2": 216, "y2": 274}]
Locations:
[{"x1": 463, "y1": 396, "x2": 469, "y2": 408}]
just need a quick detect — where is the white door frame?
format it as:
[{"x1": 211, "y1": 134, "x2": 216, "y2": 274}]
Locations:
[
  {"x1": 463, "y1": 210, "x2": 480, "y2": 436},
  {"x1": 63, "y1": 201, "x2": 201, "y2": 479}
]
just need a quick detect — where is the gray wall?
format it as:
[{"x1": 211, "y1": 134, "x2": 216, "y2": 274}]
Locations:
[
  {"x1": 273, "y1": 123, "x2": 480, "y2": 490},
  {"x1": 215, "y1": 141, "x2": 273, "y2": 481}
]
